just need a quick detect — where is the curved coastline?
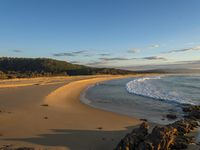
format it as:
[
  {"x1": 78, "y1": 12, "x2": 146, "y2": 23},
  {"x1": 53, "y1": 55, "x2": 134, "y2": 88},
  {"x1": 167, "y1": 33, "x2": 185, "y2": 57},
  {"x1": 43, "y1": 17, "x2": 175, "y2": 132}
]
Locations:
[
  {"x1": 2, "y1": 74, "x2": 199, "y2": 149},
  {"x1": 45, "y1": 75, "x2": 141, "y2": 127},
  {"x1": 80, "y1": 74, "x2": 199, "y2": 125},
  {"x1": 0, "y1": 75, "x2": 142, "y2": 150}
]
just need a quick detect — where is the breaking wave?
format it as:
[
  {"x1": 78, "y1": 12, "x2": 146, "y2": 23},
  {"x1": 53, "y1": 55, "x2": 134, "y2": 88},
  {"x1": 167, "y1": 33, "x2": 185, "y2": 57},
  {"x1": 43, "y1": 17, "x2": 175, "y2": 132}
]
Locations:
[{"x1": 126, "y1": 76, "x2": 194, "y2": 105}]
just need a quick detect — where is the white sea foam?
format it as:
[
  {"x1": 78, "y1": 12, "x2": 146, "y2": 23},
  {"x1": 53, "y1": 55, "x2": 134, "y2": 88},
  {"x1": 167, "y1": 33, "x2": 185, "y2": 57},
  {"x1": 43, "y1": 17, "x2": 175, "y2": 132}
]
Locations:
[{"x1": 126, "y1": 76, "x2": 194, "y2": 105}]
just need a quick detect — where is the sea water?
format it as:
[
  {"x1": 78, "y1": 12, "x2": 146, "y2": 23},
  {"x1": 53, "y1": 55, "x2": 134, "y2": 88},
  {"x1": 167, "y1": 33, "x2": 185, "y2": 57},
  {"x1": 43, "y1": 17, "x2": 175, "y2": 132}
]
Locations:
[{"x1": 81, "y1": 75, "x2": 200, "y2": 124}]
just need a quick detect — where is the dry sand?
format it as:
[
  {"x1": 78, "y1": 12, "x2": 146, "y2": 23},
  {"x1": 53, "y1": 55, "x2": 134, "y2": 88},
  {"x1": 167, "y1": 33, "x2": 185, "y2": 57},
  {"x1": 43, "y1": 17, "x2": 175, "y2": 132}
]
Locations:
[{"x1": 0, "y1": 75, "x2": 141, "y2": 150}]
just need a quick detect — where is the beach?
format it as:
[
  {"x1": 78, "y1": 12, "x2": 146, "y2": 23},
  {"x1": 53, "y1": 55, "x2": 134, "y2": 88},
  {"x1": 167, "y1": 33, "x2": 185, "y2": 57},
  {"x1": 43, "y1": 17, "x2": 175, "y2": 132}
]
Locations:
[
  {"x1": 0, "y1": 75, "x2": 141, "y2": 150},
  {"x1": 1, "y1": 0, "x2": 199, "y2": 149}
]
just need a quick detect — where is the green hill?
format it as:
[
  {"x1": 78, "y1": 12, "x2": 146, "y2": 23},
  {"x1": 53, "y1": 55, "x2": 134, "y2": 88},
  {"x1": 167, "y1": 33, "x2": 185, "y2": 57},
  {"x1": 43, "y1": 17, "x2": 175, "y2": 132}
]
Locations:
[{"x1": 0, "y1": 57, "x2": 134, "y2": 79}]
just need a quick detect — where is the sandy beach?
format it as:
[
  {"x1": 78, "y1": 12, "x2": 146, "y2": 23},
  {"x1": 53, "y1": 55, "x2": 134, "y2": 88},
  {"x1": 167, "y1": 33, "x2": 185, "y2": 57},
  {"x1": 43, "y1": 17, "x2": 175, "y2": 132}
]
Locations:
[{"x1": 0, "y1": 75, "x2": 141, "y2": 150}]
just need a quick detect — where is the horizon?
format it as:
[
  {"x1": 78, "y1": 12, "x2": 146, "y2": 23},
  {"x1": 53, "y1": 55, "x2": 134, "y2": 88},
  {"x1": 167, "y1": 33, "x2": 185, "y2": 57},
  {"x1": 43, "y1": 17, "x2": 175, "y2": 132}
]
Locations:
[
  {"x1": 0, "y1": 0, "x2": 200, "y2": 69},
  {"x1": 1, "y1": 56, "x2": 200, "y2": 71}
]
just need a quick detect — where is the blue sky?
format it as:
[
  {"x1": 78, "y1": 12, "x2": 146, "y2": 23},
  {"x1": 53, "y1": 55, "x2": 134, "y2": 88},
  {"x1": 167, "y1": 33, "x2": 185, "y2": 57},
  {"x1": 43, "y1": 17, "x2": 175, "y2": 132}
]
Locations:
[{"x1": 0, "y1": 0, "x2": 200, "y2": 68}]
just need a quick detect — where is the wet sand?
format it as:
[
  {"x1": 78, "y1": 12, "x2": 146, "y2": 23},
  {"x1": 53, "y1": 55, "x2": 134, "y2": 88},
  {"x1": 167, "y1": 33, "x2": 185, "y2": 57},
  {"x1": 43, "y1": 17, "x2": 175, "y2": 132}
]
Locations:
[{"x1": 0, "y1": 75, "x2": 141, "y2": 150}]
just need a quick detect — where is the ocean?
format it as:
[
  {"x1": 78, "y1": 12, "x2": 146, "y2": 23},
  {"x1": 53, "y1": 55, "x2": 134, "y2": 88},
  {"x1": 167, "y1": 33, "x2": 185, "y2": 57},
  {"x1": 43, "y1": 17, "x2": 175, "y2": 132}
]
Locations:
[{"x1": 81, "y1": 74, "x2": 200, "y2": 125}]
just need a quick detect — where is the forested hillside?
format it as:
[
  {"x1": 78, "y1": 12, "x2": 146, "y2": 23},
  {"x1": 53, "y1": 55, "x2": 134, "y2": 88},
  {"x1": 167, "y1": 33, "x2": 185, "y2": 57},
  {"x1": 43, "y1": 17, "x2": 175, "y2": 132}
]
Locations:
[{"x1": 0, "y1": 57, "x2": 134, "y2": 79}]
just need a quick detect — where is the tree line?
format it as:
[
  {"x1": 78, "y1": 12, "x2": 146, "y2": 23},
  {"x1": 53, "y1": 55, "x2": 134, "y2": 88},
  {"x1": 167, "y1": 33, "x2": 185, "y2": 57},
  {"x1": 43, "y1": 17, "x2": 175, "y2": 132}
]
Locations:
[{"x1": 0, "y1": 57, "x2": 134, "y2": 79}]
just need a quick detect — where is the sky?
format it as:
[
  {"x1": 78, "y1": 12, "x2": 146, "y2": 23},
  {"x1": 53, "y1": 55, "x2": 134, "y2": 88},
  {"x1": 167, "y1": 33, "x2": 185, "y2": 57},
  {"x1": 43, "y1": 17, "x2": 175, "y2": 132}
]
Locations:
[{"x1": 0, "y1": 0, "x2": 200, "y2": 68}]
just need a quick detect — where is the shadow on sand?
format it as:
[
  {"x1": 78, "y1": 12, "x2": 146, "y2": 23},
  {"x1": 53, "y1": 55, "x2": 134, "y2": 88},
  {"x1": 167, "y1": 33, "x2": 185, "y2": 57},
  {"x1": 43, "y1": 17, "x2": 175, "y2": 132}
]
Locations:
[{"x1": 4, "y1": 126, "x2": 138, "y2": 150}]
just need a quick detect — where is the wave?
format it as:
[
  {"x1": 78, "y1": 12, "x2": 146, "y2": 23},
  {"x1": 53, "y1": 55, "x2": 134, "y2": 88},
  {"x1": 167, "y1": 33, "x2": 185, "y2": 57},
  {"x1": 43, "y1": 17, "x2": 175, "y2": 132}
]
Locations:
[{"x1": 126, "y1": 76, "x2": 194, "y2": 105}]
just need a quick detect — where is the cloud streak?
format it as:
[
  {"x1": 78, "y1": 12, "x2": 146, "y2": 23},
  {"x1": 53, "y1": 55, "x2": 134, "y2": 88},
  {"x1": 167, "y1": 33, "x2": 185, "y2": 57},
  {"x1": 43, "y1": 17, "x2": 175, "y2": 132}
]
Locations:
[
  {"x1": 127, "y1": 48, "x2": 140, "y2": 53},
  {"x1": 12, "y1": 49, "x2": 22, "y2": 53},
  {"x1": 142, "y1": 56, "x2": 167, "y2": 60},
  {"x1": 86, "y1": 61, "x2": 108, "y2": 66},
  {"x1": 53, "y1": 50, "x2": 88, "y2": 57},
  {"x1": 86, "y1": 55, "x2": 167, "y2": 67},
  {"x1": 99, "y1": 57, "x2": 131, "y2": 61},
  {"x1": 69, "y1": 61, "x2": 80, "y2": 64},
  {"x1": 164, "y1": 46, "x2": 200, "y2": 54},
  {"x1": 72, "y1": 50, "x2": 87, "y2": 54},
  {"x1": 99, "y1": 53, "x2": 111, "y2": 56},
  {"x1": 53, "y1": 52, "x2": 75, "y2": 57},
  {"x1": 99, "y1": 56, "x2": 167, "y2": 62},
  {"x1": 150, "y1": 44, "x2": 160, "y2": 48}
]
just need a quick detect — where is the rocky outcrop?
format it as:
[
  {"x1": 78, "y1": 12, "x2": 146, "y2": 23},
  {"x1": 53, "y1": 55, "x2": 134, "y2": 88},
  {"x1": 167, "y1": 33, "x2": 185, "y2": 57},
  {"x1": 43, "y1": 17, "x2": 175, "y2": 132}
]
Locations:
[
  {"x1": 115, "y1": 105, "x2": 200, "y2": 150},
  {"x1": 115, "y1": 124, "x2": 178, "y2": 150},
  {"x1": 115, "y1": 122, "x2": 149, "y2": 150},
  {"x1": 146, "y1": 126, "x2": 177, "y2": 149}
]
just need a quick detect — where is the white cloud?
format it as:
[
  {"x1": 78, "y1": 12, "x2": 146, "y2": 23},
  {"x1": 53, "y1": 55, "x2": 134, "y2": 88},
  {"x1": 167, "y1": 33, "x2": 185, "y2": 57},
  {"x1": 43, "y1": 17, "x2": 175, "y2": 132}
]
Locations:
[
  {"x1": 150, "y1": 44, "x2": 160, "y2": 48},
  {"x1": 127, "y1": 48, "x2": 140, "y2": 53}
]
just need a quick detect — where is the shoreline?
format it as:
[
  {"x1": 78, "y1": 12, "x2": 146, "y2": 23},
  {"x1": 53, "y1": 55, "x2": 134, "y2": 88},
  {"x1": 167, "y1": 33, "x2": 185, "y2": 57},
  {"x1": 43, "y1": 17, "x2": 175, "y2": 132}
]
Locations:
[
  {"x1": 1, "y1": 74, "x2": 198, "y2": 149},
  {"x1": 44, "y1": 75, "x2": 142, "y2": 129},
  {"x1": 80, "y1": 75, "x2": 182, "y2": 125},
  {"x1": 0, "y1": 75, "x2": 142, "y2": 150}
]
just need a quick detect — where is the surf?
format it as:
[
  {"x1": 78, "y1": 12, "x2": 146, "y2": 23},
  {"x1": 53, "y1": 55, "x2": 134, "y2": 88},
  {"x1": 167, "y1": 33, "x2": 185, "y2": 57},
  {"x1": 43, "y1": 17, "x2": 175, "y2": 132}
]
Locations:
[{"x1": 126, "y1": 76, "x2": 195, "y2": 105}]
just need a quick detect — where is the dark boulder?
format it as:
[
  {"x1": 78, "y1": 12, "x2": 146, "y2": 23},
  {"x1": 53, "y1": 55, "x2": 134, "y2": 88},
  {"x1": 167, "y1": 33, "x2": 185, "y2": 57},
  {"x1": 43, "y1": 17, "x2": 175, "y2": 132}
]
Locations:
[
  {"x1": 115, "y1": 122, "x2": 149, "y2": 150},
  {"x1": 166, "y1": 114, "x2": 177, "y2": 120}
]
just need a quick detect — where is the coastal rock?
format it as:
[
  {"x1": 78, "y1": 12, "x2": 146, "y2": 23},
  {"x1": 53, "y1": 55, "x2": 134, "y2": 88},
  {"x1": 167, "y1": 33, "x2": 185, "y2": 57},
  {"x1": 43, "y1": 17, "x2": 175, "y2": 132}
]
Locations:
[
  {"x1": 182, "y1": 105, "x2": 200, "y2": 113},
  {"x1": 166, "y1": 114, "x2": 177, "y2": 120},
  {"x1": 170, "y1": 120, "x2": 191, "y2": 135},
  {"x1": 138, "y1": 141, "x2": 154, "y2": 150},
  {"x1": 140, "y1": 118, "x2": 148, "y2": 122},
  {"x1": 171, "y1": 142, "x2": 188, "y2": 149},
  {"x1": 115, "y1": 105, "x2": 200, "y2": 150},
  {"x1": 171, "y1": 135, "x2": 194, "y2": 149},
  {"x1": 147, "y1": 126, "x2": 177, "y2": 149},
  {"x1": 115, "y1": 122, "x2": 149, "y2": 150},
  {"x1": 187, "y1": 109, "x2": 200, "y2": 120},
  {"x1": 183, "y1": 105, "x2": 200, "y2": 120},
  {"x1": 115, "y1": 123, "x2": 177, "y2": 150}
]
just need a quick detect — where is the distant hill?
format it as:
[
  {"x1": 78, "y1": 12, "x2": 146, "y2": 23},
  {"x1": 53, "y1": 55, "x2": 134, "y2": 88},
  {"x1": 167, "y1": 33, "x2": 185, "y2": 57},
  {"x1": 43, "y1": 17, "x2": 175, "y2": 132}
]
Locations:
[
  {"x1": 0, "y1": 57, "x2": 135, "y2": 79},
  {"x1": 121, "y1": 68, "x2": 200, "y2": 74},
  {"x1": 0, "y1": 57, "x2": 84, "y2": 73},
  {"x1": 121, "y1": 61, "x2": 200, "y2": 73}
]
